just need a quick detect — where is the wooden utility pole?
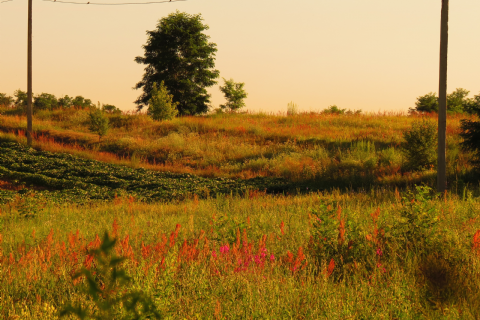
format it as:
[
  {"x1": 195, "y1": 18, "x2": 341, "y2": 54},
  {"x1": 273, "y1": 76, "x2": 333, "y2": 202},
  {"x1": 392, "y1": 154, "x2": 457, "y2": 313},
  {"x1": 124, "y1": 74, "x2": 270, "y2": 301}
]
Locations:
[
  {"x1": 437, "y1": 0, "x2": 448, "y2": 193},
  {"x1": 27, "y1": 0, "x2": 33, "y2": 146}
]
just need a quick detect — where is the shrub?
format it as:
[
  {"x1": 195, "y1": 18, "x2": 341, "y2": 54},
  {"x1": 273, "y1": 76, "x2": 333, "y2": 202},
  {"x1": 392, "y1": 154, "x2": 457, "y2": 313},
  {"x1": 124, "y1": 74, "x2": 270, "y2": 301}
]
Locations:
[
  {"x1": 14, "y1": 89, "x2": 28, "y2": 108},
  {"x1": 321, "y1": 105, "x2": 346, "y2": 115},
  {"x1": 460, "y1": 116, "x2": 480, "y2": 169},
  {"x1": 147, "y1": 81, "x2": 178, "y2": 121},
  {"x1": 219, "y1": 78, "x2": 248, "y2": 112},
  {"x1": 0, "y1": 93, "x2": 13, "y2": 106},
  {"x1": 88, "y1": 107, "x2": 109, "y2": 140},
  {"x1": 58, "y1": 95, "x2": 73, "y2": 108},
  {"x1": 33, "y1": 93, "x2": 58, "y2": 110},
  {"x1": 410, "y1": 92, "x2": 438, "y2": 113},
  {"x1": 401, "y1": 118, "x2": 437, "y2": 171},
  {"x1": 102, "y1": 104, "x2": 121, "y2": 114},
  {"x1": 72, "y1": 96, "x2": 94, "y2": 108},
  {"x1": 410, "y1": 88, "x2": 477, "y2": 114}
]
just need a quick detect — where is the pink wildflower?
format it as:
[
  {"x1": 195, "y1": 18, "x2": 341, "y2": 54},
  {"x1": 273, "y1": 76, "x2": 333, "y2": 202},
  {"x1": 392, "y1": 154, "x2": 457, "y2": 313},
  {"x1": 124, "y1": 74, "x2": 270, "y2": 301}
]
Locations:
[
  {"x1": 270, "y1": 254, "x2": 275, "y2": 262},
  {"x1": 376, "y1": 248, "x2": 382, "y2": 256},
  {"x1": 212, "y1": 250, "x2": 217, "y2": 259}
]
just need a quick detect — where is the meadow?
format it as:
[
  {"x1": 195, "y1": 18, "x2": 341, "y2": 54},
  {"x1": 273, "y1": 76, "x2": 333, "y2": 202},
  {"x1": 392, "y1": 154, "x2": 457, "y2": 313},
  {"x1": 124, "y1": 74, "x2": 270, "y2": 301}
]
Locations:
[{"x1": 1, "y1": 107, "x2": 480, "y2": 319}]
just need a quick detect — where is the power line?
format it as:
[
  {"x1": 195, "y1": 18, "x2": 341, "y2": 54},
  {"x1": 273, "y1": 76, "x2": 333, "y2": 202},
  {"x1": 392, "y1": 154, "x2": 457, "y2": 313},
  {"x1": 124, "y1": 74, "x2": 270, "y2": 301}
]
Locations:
[
  {"x1": 41, "y1": 0, "x2": 186, "y2": 5},
  {"x1": 0, "y1": 0, "x2": 15, "y2": 3}
]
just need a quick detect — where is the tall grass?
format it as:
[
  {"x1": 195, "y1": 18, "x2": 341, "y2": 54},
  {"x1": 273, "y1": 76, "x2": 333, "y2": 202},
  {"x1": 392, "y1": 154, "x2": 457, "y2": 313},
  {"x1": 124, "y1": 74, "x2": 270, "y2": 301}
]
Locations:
[
  {"x1": 1, "y1": 188, "x2": 480, "y2": 318},
  {"x1": 0, "y1": 108, "x2": 474, "y2": 189}
]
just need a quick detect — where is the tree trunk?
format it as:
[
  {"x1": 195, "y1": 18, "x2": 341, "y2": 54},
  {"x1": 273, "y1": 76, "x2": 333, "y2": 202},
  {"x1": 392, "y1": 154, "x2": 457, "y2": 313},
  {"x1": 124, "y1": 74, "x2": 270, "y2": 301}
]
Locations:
[{"x1": 437, "y1": 0, "x2": 448, "y2": 193}]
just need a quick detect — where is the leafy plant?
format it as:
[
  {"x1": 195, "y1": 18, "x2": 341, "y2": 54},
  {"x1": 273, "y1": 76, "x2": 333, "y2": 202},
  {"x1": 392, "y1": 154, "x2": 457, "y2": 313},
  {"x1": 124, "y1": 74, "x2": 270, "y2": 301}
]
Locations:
[
  {"x1": 60, "y1": 231, "x2": 161, "y2": 319},
  {"x1": 0, "y1": 93, "x2": 13, "y2": 106},
  {"x1": 321, "y1": 105, "x2": 346, "y2": 115},
  {"x1": 147, "y1": 81, "x2": 178, "y2": 121},
  {"x1": 34, "y1": 93, "x2": 58, "y2": 111},
  {"x1": 88, "y1": 107, "x2": 110, "y2": 140},
  {"x1": 219, "y1": 78, "x2": 248, "y2": 112},
  {"x1": 401, "y1": 118, "x2": 437, "y2": 171},
  {"x1": 14, "y1": 89, "x2": 28, "y2": 108}
]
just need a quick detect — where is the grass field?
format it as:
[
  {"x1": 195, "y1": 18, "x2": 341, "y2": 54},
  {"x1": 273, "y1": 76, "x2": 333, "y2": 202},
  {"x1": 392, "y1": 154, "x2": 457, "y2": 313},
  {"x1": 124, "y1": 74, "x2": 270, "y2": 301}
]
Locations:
[{"x1": 1, "y1": 107, "x2": 480, "y2": 319}]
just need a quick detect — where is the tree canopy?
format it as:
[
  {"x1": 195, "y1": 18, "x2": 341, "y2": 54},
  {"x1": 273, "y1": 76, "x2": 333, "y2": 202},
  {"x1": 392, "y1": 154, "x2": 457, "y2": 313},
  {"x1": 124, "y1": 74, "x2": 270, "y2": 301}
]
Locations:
[{"x1": 134, "y1": 11, "x2": 220, "y2": 116}]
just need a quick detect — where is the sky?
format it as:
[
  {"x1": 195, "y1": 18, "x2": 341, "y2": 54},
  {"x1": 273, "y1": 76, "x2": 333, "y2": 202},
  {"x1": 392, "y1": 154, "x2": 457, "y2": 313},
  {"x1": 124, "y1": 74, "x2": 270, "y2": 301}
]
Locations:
[{"x1": 1, "y1": 0, "x2": 480, "y2": 113}]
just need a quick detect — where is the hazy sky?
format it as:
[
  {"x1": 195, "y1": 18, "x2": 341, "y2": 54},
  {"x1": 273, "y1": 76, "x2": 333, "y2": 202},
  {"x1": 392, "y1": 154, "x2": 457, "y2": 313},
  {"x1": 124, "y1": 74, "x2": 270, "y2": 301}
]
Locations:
[{"x1": 1, "y1": 0, "x2": 479, "y2": 113}]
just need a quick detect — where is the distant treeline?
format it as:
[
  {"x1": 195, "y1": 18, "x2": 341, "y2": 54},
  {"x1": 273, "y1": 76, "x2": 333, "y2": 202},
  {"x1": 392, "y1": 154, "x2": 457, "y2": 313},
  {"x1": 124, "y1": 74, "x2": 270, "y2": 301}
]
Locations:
[{"x1": 0, "y1": 90, "x2": 119, "y2": 114}]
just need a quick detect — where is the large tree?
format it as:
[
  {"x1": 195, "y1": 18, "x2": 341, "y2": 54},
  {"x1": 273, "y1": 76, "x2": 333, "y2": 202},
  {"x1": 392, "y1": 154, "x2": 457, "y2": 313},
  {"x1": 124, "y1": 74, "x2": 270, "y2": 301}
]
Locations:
[{"x1": 134, "y1": 11, "x2": 220, "y2": 115}]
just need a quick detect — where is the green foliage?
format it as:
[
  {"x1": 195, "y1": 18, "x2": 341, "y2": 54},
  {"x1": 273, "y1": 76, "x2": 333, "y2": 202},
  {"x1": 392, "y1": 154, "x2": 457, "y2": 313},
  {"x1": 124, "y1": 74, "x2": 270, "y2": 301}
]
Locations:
[
  {"x1": 14, "y1": 89, "x2": 28, "y2": 108},
  {"x1": 401, "y1": 118, "x2": 437, "y2": 171},
  {"x1": 73, "y1": 96, "x2": 94, "y2": 108},
  {"x1": 463, "y1": 92, "x2": 480, "y2": 115},
  {"x1": 60, "y1": 232, "x2": 161, "y2": 320},
  {"x1": 219, "y1": 78, "x2": 248, "y2": 112},
  {"x1": 0, "y1": 93, "x2": 13, "y2": 106},
  {"x1": 33, "y1": 93, "x2": 58, "y2": 111},
  {"x1": 88, "y1": 108, "x2": 110, "y2": 139},
  {"x1": 134, "y1": 11, "x2": 220, "y2": 115},
  {"x1": 58, "y1": 95, "x2": 74, "y2": 108},
  {"x1": 410, "y1": 88, "x2": 478, "y2": 114},
  {"x1": 447, "y1": 88, "x2": 471, "y2": 113},
  {"x1": 392, "y1": 185, "x2": 440, "y2": 252},
  {"x1": 102, "y1": 104, "x2": 122, "y2": 114},
  {"x1": 0, "y1": 142, "x2": 289, "y2": 204},
  {"x1": 147, "y1": 81, "x2": 178, "y2": 121},
  {"x1": 321, "y1": 105, "x2": 361, "y2": 115},
  {"x1": 411, "y1": 92, "x2": 439, "y2": 113},
  {"x1": 460, "y1": 116, "x2": 480, "y2": 168}
]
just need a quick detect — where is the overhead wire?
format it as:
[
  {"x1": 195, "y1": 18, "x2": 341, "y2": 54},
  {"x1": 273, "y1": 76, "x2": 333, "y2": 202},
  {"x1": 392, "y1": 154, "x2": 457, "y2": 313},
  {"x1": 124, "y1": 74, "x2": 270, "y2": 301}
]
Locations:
[
  {"x1": 1, "y1": 0, "x2": 185, "y2": 4},
  {"x1": 41, "y1": 0, "x2": 186, "y2": 5}
]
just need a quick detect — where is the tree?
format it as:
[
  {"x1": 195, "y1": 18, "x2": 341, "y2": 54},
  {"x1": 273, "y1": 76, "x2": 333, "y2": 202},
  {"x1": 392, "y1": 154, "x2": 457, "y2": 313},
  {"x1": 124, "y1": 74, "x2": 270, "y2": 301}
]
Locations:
[
  {"x1": 410, "y1": 89, "x2": 473, "y2": 114},
  {"x1": 102, "y1": 104, "x2": 122, "y2": 114},
  {"x1": 88, "y1": 108, "x2": 109, "y2": 140},
  {"x1": 219, "y1": 78, "x2": 248, "y2": 112},
  {"x1": 14, "y1": 89, "x2": 28, "y2": 108},
  {"x1": 147, "y1": 81, "x2": 178, "y2": 121},
  {"x1": 72, "y1": 96, "x2": 93, "y2": 108},
  {"x1": 58, "y1": 95, "x2": 73, "y2": 108},
  {"x1": 134, "y1": 11, "x2": 220, "y2": 115},
  {"x1": 0, "y1": 93, "x2": 13, "y2": 106},
  {"x1": 33, "y1": 93, "x2": 58, "y2": 110},
  {"x1": 410, "y1": 92, "x2": 438, "y2": 113}
]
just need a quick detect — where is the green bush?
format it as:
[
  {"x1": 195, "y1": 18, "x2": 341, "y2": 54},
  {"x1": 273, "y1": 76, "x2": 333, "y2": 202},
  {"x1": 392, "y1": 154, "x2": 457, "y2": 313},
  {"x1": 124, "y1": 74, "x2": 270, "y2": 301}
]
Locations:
[
  {"x1": 14, "y1": 89, "x2": 28, "y2": 108},
  {"x1": 0, "y1": 93, "x2": 13, "y2": 106},
  {"x1": 33, "y1": 93, "x2": 58, "y2": 111},
  {"x1": 219, "y1": 78, "x2": 248, "y2": 112},
  {"x1": 410, "y1": 88, "x2": 478, "y2": 114},
  {"x1": 102, "y1": 104, "x2": 122, "y2": 114},
  {"x1": 88, "y1": 108, "x2": 110, "y2": 140},
  {"x1": 147, "y1": 81, "x2": 178, "y2": 121},
  {"x1": 401, "y1": 118, "x2": 437, "y2": 171}
]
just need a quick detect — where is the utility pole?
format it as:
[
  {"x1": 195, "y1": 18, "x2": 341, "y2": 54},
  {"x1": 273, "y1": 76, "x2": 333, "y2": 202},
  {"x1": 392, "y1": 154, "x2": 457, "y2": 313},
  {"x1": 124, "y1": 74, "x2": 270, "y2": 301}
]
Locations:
[
  {"x1": 437, "y1": 0, "x2": 448, "y2": 193},
  {"x1": 27, "y1": 0, "x2": 33, "y2": 146}
]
